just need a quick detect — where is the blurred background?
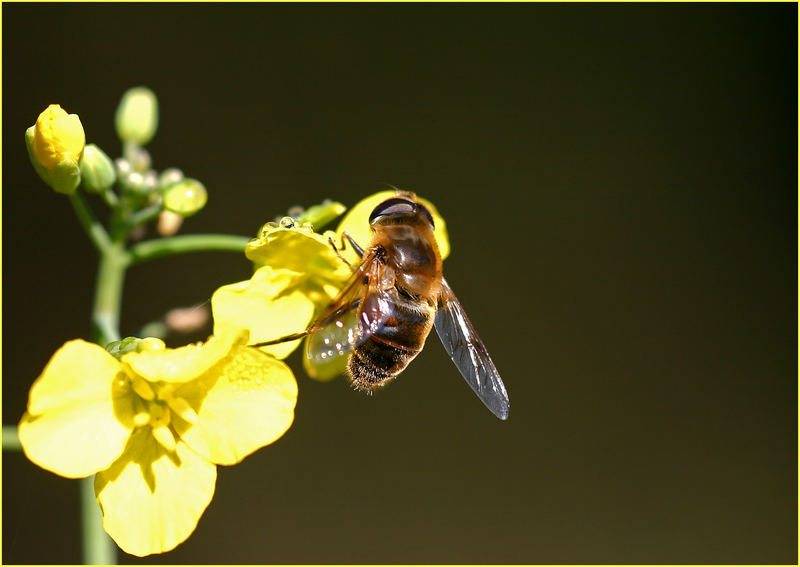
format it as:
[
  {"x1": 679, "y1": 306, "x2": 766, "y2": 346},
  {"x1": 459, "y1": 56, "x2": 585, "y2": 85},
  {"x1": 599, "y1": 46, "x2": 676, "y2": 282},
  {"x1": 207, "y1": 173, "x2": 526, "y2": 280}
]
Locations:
[{"x1": 2, "y1": 3, "x2": 797, "y2": 564}]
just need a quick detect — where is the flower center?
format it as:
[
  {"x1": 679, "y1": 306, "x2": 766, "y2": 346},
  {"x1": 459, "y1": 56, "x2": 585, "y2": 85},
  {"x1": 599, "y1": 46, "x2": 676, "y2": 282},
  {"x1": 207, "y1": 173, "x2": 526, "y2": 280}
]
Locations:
[{"x1": 123, "y1": 374, "x2": 199, "y2": 453}]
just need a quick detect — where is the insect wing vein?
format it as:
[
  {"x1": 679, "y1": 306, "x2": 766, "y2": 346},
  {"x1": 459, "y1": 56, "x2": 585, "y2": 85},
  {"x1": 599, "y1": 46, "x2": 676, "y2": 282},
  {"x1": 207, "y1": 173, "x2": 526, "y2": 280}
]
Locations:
[
  {"x1": 434, "y1": 278, "x2": 510, "y2": 420},
  {"x1": 304, "y1": 253, "x2": 392, "y2": 375}
]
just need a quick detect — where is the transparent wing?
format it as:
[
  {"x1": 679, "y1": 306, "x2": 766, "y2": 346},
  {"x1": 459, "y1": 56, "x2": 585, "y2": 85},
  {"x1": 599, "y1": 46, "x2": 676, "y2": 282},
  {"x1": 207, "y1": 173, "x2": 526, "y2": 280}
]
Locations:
[
  {"x1": 434, "y1": 278, "x2": 510, "y2": 420},
  {"x1": 303, "y1": 254, "x2": 393, "y2": 379}
]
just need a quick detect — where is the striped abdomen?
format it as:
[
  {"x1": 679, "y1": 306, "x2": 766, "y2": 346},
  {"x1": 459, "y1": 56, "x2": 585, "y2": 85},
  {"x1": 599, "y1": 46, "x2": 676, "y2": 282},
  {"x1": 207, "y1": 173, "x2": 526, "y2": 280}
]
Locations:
[{"x1": 347, "y1": 290, "x2": 435, "y2": 391}]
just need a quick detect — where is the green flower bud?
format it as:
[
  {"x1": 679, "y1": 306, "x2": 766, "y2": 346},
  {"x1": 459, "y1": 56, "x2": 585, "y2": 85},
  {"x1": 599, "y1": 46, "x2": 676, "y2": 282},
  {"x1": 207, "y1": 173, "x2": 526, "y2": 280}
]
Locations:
[
  {"x1": 115, "y1": 87, "x2": 159, "y2": 145},
  {"x1": 120, "y1": 171, "x2": 148, "y2": 195},
  {"x1": 294, "y1": 199, "x2": 347, "y2": 230},
  {"x1": 143, "y1": 171, "x2": 158, "y2": 191},
  {"x1": 80, "y1": 144, "x2": 116, "y2": 193},
  {"x1": 51, "y1": 159, "x2": 82, "y2": 195},
  {"x1": 163, "y1": 179, "x2": 207, "y2": 216},
  {"x1": 106, "y1": 336, "x2": 166, "y2": 359},
  {"x1": 115, "y1": 158, "x2": 132, "y2": 177},
  {"x1": 157, "y1": 168, "x2": 184, "y2": 190},
  {"x1": 129, "y1": 146, "x2": 152, "y2": 173}
]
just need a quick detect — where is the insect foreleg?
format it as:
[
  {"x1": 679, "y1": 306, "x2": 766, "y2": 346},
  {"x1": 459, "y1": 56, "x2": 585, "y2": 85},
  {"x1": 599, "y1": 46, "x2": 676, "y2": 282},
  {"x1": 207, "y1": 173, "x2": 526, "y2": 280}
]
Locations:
[
  {"x1": 327, "y1": 232, "x2": 366, "y2": 271},
  {"x1": 343, "y1": 232, "x2": 365, "y2": 257},
  {"x1": 251, "y1": 330, "x2": 311, "y2": 348},
  {"x1": 328, "y1": 236, "x2": 356, "y2": 271}
]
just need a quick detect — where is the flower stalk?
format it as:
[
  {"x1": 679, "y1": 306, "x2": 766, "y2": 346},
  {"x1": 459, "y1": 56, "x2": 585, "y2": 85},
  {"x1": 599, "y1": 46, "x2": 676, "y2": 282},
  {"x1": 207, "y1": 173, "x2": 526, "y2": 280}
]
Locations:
[
  {"x1": 81, "y1": 477, "x2": 116, "y2": 565},
  {"x1": 92, "y1": 240, "x2": 127, "y2": 347},
  {"x1": 128, "y1": 234, "x2": 249, "y2": 264}
]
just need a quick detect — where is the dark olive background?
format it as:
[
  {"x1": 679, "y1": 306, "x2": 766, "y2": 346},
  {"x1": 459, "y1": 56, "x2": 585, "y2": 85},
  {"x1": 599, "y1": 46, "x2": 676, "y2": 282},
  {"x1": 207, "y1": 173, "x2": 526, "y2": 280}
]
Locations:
[{"x1": 2, "y1": 3, "x2": 797, "y2": 564}]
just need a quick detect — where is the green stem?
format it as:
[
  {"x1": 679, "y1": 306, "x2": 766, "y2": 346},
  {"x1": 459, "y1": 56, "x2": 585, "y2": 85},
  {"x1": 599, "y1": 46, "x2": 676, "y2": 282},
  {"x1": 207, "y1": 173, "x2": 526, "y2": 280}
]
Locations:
[
  {"x1": 81, "y1": 476, "x2": 116, "y2": 564},
  {"x1": 127, "y1": 233, "x2": 250, "y2": 264},
  {"x1": 100, "y1": 187, "x2": 119, "y2": 208},
  {"x1": 125, "y1": 203, "x2": 163, "y2": 229},
  {"x1": 68, "y1": 191, "x2": 111, "y2": 254},
  {"x1": 92, "y1": 241, "x2": 128, "y2": 346},
  {"x1": 82, "y1": 237, "x2": 128, "y2": 564},
  {"x1": 2, "y1": 425, "x2": 21, "y2": 451}
]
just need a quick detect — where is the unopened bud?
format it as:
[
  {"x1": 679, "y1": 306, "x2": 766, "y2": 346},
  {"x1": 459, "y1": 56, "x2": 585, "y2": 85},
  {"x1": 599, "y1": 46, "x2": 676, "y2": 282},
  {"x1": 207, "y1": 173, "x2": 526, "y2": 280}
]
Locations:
[
  {"x1": 164, "y1": 304, "x2": 211, "y2": 334},
  {"x1": 295, "y1": 199, "x2": 346, "y2": 229},
  {"x1": 80, "y1": 144, "x2": 116, "y2": 193},
  {"x1": 115, "y1": 87, "x2": 159, "y2": 145},
  {"x1": 158, "y1": 210, "x2": 184, "y2": 236},
  {"x1": 129, "y1": 146, "x2": 152, "y2": 173},
  {"x1": 106, "y1": 336, "x2": 165, "y2": 359},
  {"x1": 120, "y1": 171, "x2": 148, "y2": 195},
  {"x1": 25, "y1": 104, "x2": 85, "y2": 194},
  {"x1": 157, "y1": 168, "x2": 184, "y2": 190},
  {"x1": 163, "y1": 179, "x2": 207, "y2": 216}
]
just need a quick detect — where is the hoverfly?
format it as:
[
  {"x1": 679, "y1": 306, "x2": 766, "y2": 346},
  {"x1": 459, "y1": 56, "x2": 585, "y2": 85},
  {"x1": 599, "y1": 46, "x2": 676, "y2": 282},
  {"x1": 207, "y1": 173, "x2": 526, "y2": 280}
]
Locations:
[{"x1": 256, "y1": 192, "x2": 509, "y2": 420}]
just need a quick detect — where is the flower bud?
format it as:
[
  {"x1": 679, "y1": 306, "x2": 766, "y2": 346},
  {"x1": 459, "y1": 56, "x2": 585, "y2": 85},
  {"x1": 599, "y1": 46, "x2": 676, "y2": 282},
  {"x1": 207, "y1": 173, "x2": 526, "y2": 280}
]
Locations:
[
  {"x1": 165, "y1": 304, "x2": 211, "y2": 334},
  {"x1": 143, "y1": 171, "x2": 158, "y2": 191},
  {"x1": 128, "y1": 146, "x2": 152, "y2": 173},
  {"x1": 25, "y1": 104, "x2": 85, "y2": 194},
  {"x1": 157, "y1": 168, "x2": 184, "y2": 190},
  {"x1": 80, "y1": 144, "x2": 116, "y2": 193},
  {"x1": 115, "y1": 87, "x2": 158, "y2": 145},
  {"x1": 295, "y1": 199, "x2": 346, "y2": 230},
  {"x1": 120, "y1": 171, "x2": 148, "y2": 195},
  {"x1": 163, "y1": 179, "x2": 207, "y2": 216},
  {"x1": 106, "y1": 336, "x2": 166, "y2": 359},
  {"x1": 158, "y1": 210, "x2": 184, "y2": 236}
]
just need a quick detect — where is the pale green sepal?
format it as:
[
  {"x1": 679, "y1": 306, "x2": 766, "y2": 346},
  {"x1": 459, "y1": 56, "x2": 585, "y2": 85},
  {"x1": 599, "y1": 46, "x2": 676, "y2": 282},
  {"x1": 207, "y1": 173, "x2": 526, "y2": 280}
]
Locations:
[
  {"x1": 51, "y1": 158, "x2": 82, "y2": 194},
  {"x1": 25, "y1": 126, "x2": 56, "y2": 188}
]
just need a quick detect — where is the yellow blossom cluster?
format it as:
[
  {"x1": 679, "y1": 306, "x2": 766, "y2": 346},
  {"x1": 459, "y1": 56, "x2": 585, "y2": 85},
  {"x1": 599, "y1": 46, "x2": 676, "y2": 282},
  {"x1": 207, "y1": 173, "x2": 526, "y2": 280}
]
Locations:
[{"x1": 18, "y1": 187, "x2": 449, "y2": 557}]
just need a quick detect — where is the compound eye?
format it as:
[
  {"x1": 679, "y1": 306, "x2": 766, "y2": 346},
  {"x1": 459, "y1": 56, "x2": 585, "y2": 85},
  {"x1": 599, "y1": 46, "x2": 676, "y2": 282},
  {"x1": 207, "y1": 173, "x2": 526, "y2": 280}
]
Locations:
[
  {"x1": 417, "y1": 203, "x2": 435, "y2": 228},
  {"x1": 369, "y1": 198, "x2": 416, "y2": 224}
]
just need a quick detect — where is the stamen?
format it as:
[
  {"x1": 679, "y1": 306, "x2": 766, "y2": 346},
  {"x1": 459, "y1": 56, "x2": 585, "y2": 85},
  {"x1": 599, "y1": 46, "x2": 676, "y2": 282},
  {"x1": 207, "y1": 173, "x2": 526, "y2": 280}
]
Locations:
[
  {"x1": 166, "y1": 396, "x2": 198, "y2": 425},
  {"x1": 132, "y1": 396, "x2": 150, "y2": 427},
  {"x1": 152, "y1": 424, "x2": 176, "y2": 452},
  {"x1": 131, "y1": 376, "x2": 156, "y2": 401}
]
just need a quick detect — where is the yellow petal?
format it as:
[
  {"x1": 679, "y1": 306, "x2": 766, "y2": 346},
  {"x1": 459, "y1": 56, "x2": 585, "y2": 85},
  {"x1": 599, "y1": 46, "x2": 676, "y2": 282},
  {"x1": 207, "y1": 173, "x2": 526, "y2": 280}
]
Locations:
[
  {"x1": 212, "y1": 266, "x2": 316, "y2": 359},
  {"x1": 245, "y1": 223, "x2": 349, "y2": 284},
  {"x1": 122, "y1": 328, "x2": 248, "y2": 383},
  {"x1": 31, "y1": 104, "x2": 85, "y2": 171},
  {"x1": 18, "y1": 340, "x2": 132, "y2": 478},
  {"x1": 335, "y1": 190, "x2": 450, "y2": 264},
  {"x1": 95, "y1": 429, "x2": 216, "y2": 557},
  {"x1": 173, "y1": 347, "x2": 298, "y2": 465}
]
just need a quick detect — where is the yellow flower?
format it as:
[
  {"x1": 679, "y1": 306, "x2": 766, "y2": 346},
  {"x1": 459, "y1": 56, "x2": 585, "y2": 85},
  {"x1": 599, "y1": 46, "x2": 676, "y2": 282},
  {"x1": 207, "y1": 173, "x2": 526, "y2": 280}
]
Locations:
[
  {"x1": 25, "y1": 104, "x2": 86, "y2": 194},
  {"x1": 212, "y1": 220, "x2": 351, "y2": 361},
  {"x1": 212, "y1": 191, "x2": 450, "y2": 382},
  {"x1": 18, "y1": 329, "x2": 297, "y2": 556}
]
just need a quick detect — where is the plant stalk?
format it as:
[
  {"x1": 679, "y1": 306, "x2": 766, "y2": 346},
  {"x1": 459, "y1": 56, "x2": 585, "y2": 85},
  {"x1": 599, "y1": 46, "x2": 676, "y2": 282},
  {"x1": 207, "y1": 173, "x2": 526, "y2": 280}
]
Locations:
[{"x1": 127, "y1": 233, "x2": 249, "y2": 264}]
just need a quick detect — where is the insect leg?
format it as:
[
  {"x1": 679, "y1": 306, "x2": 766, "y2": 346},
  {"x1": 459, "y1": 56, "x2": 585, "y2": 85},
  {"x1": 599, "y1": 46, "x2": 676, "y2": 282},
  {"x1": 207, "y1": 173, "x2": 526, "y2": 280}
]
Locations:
[
  {"x1": 343, "y1": 232, "x2": 365, "y2": 258},
  {"x1": 328, "y1": 236, "x2": 356, "y2": 271},
  {"x1": 251, "y1": 330, "x2": 311, "y2": 348}
]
